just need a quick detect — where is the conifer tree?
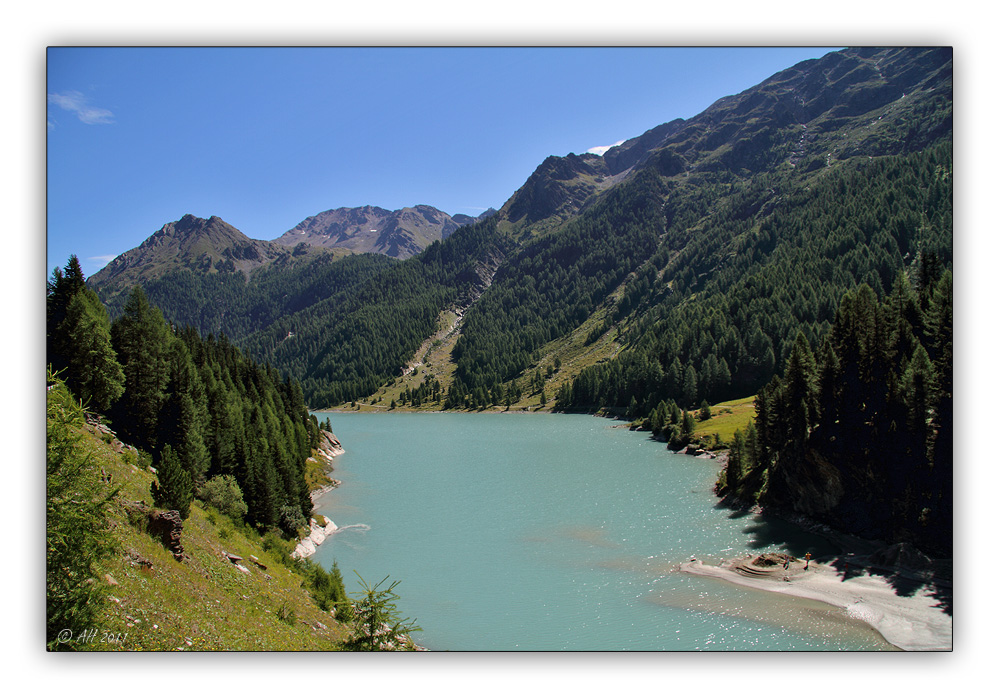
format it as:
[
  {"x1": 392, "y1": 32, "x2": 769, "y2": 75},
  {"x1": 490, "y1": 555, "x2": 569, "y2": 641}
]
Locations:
[
  {"x1": 56, "y1": 288, "x2": 125, "y2": 412},
  {"x1": 151, "y1": 445, "x2": 194, "y2": 519},
  {"x1": 699, "y1": 399, "x2": 712, "y2": 422},
  {"x1": 681, "y1": 409, "x2": 696, "y2": 437},
  {"x1": 781, "y1": 331, "x2": 820, "y2": 448},
  {"x1": 902, "y1": 344, "x2": 936, "y2": 441},
  {"x1": 682, "y1": 365, "x2": 698, "y2": 408},
  {"x1": 724, "y1": 428, "x2": 745, "y2": 495},
  {"x1": 47, "y1": 257, "x2": 125, "y2": 412},
  {"x1": 924, "y1": 270, "x2": 953, "y2": 404},
  {"x1": 666, "y1": 358, "x2": 683, "y2": 400},
  {"x1": 159, "y1": 338, "x2": 210, "y2": 484},
  {"x1": 110, "y1": 287, "x2": 172, "y2": 452},
  {"x1": 46, "y1": 255, "x2": 87, "y2": 359},
  {"x1": 668, "y1": 400, "x2": 681, "y2": 425},
  {"x1": 650, "y1": 401, "x2": 665, "y2": 436}
]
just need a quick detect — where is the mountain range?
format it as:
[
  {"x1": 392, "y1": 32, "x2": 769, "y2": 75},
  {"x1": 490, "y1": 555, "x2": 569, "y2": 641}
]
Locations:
[
  {"x1": 89, "y1": 46, "x2": 952, "y2": 414},
  {"x1": 89, "y1": 202, "x2": 494, "y2": 302},
  {"x1": 76, "y1": 45, "x2": 953, "y2": 557},
  {"x1": 273, "y1": 204, "x2": 489, "y2": 258}
]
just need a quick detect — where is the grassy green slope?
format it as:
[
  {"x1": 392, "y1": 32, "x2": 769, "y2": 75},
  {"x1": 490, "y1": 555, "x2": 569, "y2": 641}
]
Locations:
[{"x1": 56, "y1": 399, "x2": 351, "y2": 651}]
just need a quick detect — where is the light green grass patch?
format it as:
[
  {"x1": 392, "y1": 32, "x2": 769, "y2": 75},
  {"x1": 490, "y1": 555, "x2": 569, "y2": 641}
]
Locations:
[{"x1": 691, "y1": 396, "x2": 757, "y2": 446}]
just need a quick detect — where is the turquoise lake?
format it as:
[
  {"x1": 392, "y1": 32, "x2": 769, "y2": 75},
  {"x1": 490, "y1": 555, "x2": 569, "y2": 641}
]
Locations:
[{"x1": 310, "y1": 411, "x2": 892, "y2": 651}]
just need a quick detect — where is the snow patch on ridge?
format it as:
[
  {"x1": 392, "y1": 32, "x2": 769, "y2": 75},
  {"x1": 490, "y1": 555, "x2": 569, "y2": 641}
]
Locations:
[{"x1": 586, "y1": 140, "x2": 626, "y2": 156}]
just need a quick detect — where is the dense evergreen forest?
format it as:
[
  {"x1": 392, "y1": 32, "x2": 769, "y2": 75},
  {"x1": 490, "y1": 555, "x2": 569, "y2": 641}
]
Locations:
[
  {"x1": 51, "y1": 50, "x2": 952, "y2": 624},
  {"x1": 92, "y1": 140, "x2": 952, "y2": 419},
  {"x1": 554, "y1": 142, "x2": 952, "y2": 416},
  {"x1": 88, "y1": 48, "x2": 951, "y2": 421},
  {"x1": 445, "y1": 169, "x2": 666, "y2": 408},
  {"x1": 49, "y1": 256, "x2": 321, "y2": 533},
  {"x1": 719, "y1": 266, "x2": 952, "y2": 555},
  {"x1": 98, "y1": 217, "x2": 514, "y2": 408}
]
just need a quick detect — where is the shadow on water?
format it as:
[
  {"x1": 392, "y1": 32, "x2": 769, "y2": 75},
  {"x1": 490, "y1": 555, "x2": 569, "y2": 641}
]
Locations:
[{"x1": 714, "y1": 502, "x2": 754, "y2": 521}]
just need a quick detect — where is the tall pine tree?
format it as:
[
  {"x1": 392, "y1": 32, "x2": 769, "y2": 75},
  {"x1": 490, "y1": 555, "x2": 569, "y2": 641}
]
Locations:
[{"x1": 110, "y1": 287, "x2": 173, "y2": 453}]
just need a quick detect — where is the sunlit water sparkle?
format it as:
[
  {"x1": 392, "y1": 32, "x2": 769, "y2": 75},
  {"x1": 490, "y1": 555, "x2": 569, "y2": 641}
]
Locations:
[{"x1": 311, "y1": 411, "x2": 892, "y2": 651}]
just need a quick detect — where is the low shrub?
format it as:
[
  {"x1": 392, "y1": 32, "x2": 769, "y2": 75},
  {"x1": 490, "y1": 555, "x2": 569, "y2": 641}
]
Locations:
[{"x1": 197, "y1": 475, "x2": 248, "y2": 523}]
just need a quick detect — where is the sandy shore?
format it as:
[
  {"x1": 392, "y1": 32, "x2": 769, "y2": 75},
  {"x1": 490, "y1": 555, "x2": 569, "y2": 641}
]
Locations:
[{"x1": 681, "y1": 555, "x2": 952, "y2": 651}]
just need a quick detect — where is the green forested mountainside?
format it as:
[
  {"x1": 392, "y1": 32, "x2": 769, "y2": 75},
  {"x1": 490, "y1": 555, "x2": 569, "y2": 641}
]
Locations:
[
  {"x1": 105, "y1": 252, "x2": 397, "y2": 344},
  {"x1": 99, "y1": 216, "x2": 514, "y2": 407},
  {"x1": 446, "y1": 168, "x2": 665, "y2": 407},
  {"x1": 246, "y1": 216, "x2": 514, "y2": 406},
  {"x1": 557, "y1": 142, "x2": 952, "y2": 414},
  {"x1": 86, "y1": 47, "x2": 951, "y2": 415},
  {"x1": 51, "y1": 259, "x2": 322, "y2": 533},
  {"x1": 720, "y1": 268, "x2": 952, "y2": 555},
  {"x1": 94, "y1": 217, "x2": 507, "y2": 406}
]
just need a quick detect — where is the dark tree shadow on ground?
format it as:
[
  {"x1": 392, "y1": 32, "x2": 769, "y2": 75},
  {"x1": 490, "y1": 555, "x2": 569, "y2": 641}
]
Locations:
[
  {"x1": 826, "y1": 557, "x2": 953, "y2": 616},
  {"x1": 714, "y1": 503, "x2": 953, "y2": 617}
]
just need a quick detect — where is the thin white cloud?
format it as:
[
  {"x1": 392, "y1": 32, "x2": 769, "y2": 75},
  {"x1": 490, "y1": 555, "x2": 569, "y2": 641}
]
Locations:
[
  {"x1": 586, "y1": 140, "x2": 626, "y2": 156},
  {"x1": 47, "y1": 91, "x2": 114, "y2": 125},
  {"x1": 87, "y1": 254, "x2": 117, "y2": 267}
]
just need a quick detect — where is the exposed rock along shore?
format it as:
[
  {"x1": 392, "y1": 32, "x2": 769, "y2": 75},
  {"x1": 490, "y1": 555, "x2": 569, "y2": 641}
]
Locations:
[
  {"x1": 294, "y1": 430, "x2": 345, "y2": 559},
  {"x1": 318, "y1": 429, "x2": 345, "y2": 460},
  {"x1": 292, "y1": 517, "x2": 340, "y2": 559},
  {"x1": 308, "y1": 430, "x2": 345, "y2": 501}
]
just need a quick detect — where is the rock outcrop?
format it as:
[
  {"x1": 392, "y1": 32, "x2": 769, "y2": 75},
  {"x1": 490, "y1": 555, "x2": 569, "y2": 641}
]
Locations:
[
  {"x1": 147, "y1": 508, "x2": 186, "y2": 561},
  {"x1": 870, "y1": 542, "x2": 934, "y2": 572},
  {"x1": 318, "y1": 430, "x2": 345, "y2": 460},
  {"x1": 309, "y1": 430, "x2": 345, "y2": 503},
  {"x1": 292, "y1": 518, "x2": 339, "y2": 559}
]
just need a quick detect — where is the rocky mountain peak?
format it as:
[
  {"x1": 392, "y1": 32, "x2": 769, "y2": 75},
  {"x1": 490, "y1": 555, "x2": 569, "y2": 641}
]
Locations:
[
  {"x1": 272, "y1": 204, "x2": 471, "y2": 259},
  {"x1": 88, "y1": 214, "x2": 283, "y2": 297},
  {"x1": 596, "y1": 47, "x2": 951, "y2": 182}
]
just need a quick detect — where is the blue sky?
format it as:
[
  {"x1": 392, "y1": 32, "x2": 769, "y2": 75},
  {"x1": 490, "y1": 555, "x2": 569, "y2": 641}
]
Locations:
[{"x1": 47, "y1": 47, "x2": 838, "y2": 277}]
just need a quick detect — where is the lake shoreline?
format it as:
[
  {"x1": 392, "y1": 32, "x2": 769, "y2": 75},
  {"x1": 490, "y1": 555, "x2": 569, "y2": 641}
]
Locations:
[
  {"x1": 309, "y1": 410, "x2": 950, "y2": 650},
  {"x1": 680, "y1": 555, "x2": 952, "y2": 651},
  {"x1": 295, "y1": 430, "x2": 346, "y2": 559}
]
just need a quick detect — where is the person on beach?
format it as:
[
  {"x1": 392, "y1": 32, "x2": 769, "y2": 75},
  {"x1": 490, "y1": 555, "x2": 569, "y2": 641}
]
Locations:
[{"x1": 804, "y1": 552, "x2": 812, "y2": 570}]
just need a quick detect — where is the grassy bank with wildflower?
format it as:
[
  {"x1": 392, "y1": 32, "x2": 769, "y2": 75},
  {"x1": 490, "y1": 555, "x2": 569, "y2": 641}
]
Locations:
[{"x1": 47, "y1": 377, "x2": 354, "y2": 651}]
